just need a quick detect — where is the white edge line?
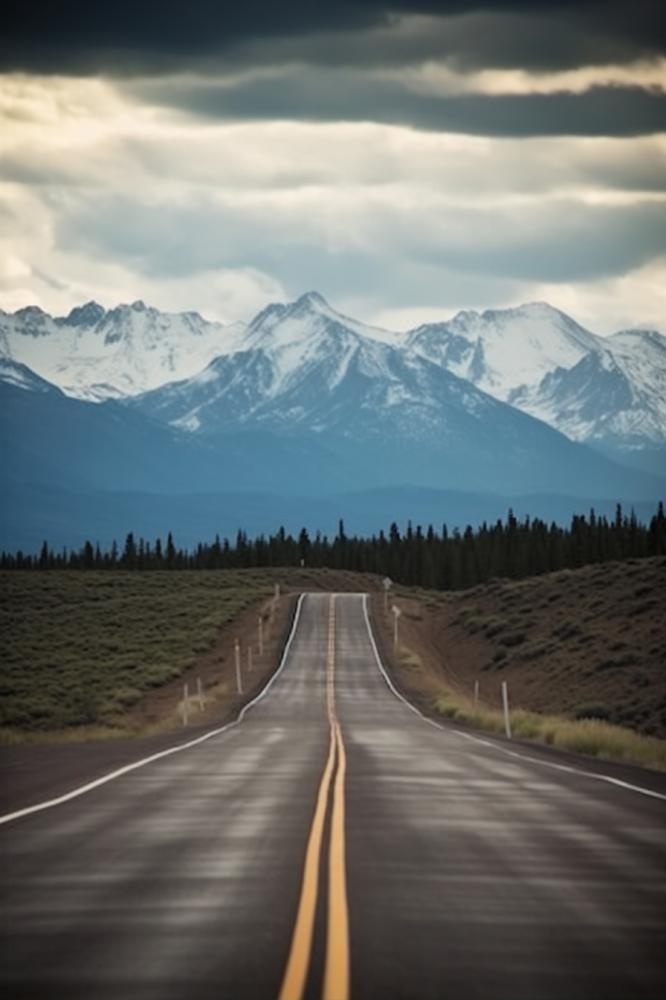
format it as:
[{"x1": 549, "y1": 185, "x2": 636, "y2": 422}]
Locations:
[
  {"x1": 361, "y1": 594, "x2": 666, "y2": 803},
  {"x1": 0, "y1": 594, "x2": 307, "y2": 827}
]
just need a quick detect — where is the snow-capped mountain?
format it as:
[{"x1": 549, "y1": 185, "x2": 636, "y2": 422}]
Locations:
[
  {"x1": 130, "y1": 291, "x2": 500, "y2": 440},
  {"x1": 406, "y1": 302, "x2": 601, "y2": 401},
  {"x1": 512, "y1": 328, "x2": 666, "y2": 451},
  {"x1": 0, "y1": 356, "x2": 62, "y2": 395},
  {"x1": 404, "y1": 303, "x2": 665, "y2": 461},
  {"x1": 124, "y1": 292, "x2": 663, "y2": 501},
  {"x1": 0, "y1": 300, "x2": 244, "y2": 400},
  {"x1": 3, "y1": 291, "x2": 664, "y2": 550},
  {"x1": 2, "y1": 291, "x2": 664, "y2": 463}
]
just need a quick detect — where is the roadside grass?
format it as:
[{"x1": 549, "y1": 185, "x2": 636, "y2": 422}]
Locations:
[
  {"x1": 399, "y1": 647, "x2": 423, "y2": 671},
  {"x1": 0, "y1": 571, "x2": 274, "y2": 738},
  {"x1": 432, "y1": 684, "x2": 666, "y2": 771},
  {"x1": 0, "y1": 679, "x2": 234, "y2": 745}
]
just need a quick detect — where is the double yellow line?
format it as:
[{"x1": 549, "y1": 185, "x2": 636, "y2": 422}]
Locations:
[{"x1": 279, "y1": 595, "x2": 350, "y2": 1000}]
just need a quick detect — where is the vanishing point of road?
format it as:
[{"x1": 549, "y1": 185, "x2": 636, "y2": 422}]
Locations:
[{"x1": 1, "y1": 593, "x2": 665, "y2": 999}]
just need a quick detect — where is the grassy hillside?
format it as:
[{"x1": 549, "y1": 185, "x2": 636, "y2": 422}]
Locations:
[
  {"x1": 0, "y1": 571, "x2": 274, "y2": 733},
  {"x1": 0, "y1": 567, "x2": 379, "y2": 740},
  {"x1": 374, "y1": 556, "x2": 666, "y2": 768}
]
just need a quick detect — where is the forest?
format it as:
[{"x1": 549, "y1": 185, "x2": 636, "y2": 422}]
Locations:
[{"x1": 2, "y1": 503, "x2": 665, "y2": 591}]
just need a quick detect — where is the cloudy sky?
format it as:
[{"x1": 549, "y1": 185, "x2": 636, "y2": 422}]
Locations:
[{"x1": 1, "y1": 1, "x2": 665, "y2": 332}]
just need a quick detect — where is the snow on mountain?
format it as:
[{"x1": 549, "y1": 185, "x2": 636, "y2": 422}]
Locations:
[
  {"x1": 406, "y1": 302, "x2": 602, "y2": 401},
  {"x1": 245, "y1": 290, "x2": 399, "y2": 350},
  {"x1": 3, "y1": 292, "x2": 664, "y2": 514},
  {"x1": 2, "y1": 291, "x2": 664, "y2": 458},
  {"x1": 129, "y1": 291, "x2": 424, "y2": 435},
  {"x1": 129, "y1": 290, "x2": 502, "y2": 440},
  {"x1": 512, "y1": 328, "x2": 666, "y2": 450},
  {"x1": 123, "y1": 291, "x2": 665, "y2": 501},
  {"x1": 0, "y1": 300, "x2": 245, "y2": 401},
  {"x1": 0, "y1": 356, "x2": 62, "y2": 394}
]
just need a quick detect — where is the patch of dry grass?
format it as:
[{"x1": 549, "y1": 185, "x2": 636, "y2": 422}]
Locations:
[{"x1": 433, "y1": 685, "x2": 666, "y2": 771}]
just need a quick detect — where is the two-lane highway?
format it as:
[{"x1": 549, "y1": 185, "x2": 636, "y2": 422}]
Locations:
[{"x1": 1, "y1": 593, "x2": 665, "y2": 999}]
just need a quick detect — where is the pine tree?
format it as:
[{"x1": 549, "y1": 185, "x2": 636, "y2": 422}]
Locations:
[{"x1": 166, "y1": 532, "x2": 176, "y2": 568}]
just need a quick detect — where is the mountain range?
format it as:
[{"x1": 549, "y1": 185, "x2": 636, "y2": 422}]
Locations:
[{"x1": 1, "y1": 292, "x2": 664, "y2": 550}]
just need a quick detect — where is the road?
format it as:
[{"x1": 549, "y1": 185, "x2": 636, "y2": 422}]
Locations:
[{"x1": 1, "y1": 592, "x2": 665, "y2": 999}]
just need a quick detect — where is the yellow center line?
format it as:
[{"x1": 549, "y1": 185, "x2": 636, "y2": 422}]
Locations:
[
  {"x1": 324, "y1": 718, "x2": 349, "y2": 1000},
  {"x1": 278, "y1": 595, "x2": 350, "y2": 1000},
  {"x1": 278, "y1": 723, "x2": 337, "y2": 1000}
]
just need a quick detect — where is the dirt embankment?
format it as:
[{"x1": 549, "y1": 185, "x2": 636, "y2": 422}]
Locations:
[
  {"x1": 371, "y1": 557, "x2": 666, "y2": 739},
  {"x1": 124, "y1": 590, "x2": 294, "y2": 731},
  {"x1": 126, "y1": 568, "x2": 381, "y2": 732}
]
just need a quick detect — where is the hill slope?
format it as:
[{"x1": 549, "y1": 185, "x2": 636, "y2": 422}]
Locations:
[{"x1": 380, "y1": 557, "x2": 666, "y2": 739}]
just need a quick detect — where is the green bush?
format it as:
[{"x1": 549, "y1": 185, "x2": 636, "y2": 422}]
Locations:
[{"x1": 574, "y1": 704, "x2": 612, "y2": 722}]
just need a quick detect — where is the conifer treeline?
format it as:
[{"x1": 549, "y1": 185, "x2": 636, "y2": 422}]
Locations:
[{"x1": 2, "y1": 503, "x2": 665, "y2": 591}]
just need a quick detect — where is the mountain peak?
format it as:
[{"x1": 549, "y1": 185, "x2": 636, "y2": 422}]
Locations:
[
  {"x1": 514, "y1": 300, "x2": 558, "y2": 315},
  {"x1": 63, "y1": 301, "x2": 106, "y2": 328},
  {"x1": 294, "y1": 290, "x2": 329, "y2": 310},
  {"x1": 14, "y1": 305, "x2": 48, "y2": 319}
]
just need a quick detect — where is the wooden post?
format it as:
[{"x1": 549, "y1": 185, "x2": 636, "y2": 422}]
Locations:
[
  {"x1": 235, "y1": 639, "x2": 243, "y2": 695},
  {"x1": 182, "y1": 683, "x2": 189, "y2": 726},
  {"x1": 501, "y1": 681, "x2": 512, "y2": 739},
  {"x1": 197, "y1": 676, "x2": 205, "y2": 711},
  {"x1": 258, "y1": 616, "x2": 264, "y2": 656},
  {"x1": 383, "y1": 576, "x2": 392, "y2": 614},
  {"x1": 392, "y1": 605, "x2": 401, "y2": 651},
  {"x1": 247, "y1": 646, "x2": 253, "y2": 672},
  {"x1": 474, "y1": 680, "x2": 479, "y2": 710}
]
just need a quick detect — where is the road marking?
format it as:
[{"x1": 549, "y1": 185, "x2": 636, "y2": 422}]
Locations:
[
  {"x1": 361, "y1": 594, "x2": 666, "y2": 803},
  {"x1": 279, "y1": 724, "x2": 337, "y2": 1000},
  {"x1": 324, "y1": 598, "x2": 350, "y2": 1000},
  {"x1": 325, "y1": 719, "x2": 350, "y2": 1000},
  {"x1": 0, "y1": 594, "x2": 307, "y2": 827},
  {"x1": 279, "y1": 595, "x2": 350, "y2": 1000}
]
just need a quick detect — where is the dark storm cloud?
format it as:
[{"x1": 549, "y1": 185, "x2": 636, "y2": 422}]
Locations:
[
  {"x1": 2, "y1": 1, "x2": 665, "y2": 75},
  {"x1": 128, "y1": 75, "x2": 666, "y2": 138}
]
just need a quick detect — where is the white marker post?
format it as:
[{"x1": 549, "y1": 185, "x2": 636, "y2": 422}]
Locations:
[
  {"x1": 270, "y1": 583, "x2": 280, "y2": 624},
  {"x1": 197, "y1": 676, "x2": 205, "y2": 711},
  {"x1": 182, "y1": 683, "x2": 189, "y2": 726},
  {"x1": 501, "y1": 681, "x2": 512, "y2": 739},
  {"x1": 383, "y1": 576, "x2": 392, "y2": 614},
  {"x1": 474, "y1": 680, "x2": 479, "y2": 710},
  {"x1": 258, "y1": 616, "x2": 264, "y2": 656},
  {"x1": 235, "y1": 639, "x2": 243, "y2": 696},
  {"x1": 247, "y1": 646, "x2": 253, "y2": 673},
  {"x1": 392, "y1": 604, "x2": 401, "y2": 652}
]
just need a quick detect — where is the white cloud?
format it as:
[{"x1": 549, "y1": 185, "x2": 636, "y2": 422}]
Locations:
[
  {"x1": 0, "y1": 74, "x2": 664, "y2": 331},
  {"x1": 527, "y1": 258, "x2": 666, "y2": 335},
  {"x1": 390, "y1": 58, "x2": 666, "y2": 98}
]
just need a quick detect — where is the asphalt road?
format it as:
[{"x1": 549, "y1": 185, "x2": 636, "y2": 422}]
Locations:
[{"x1": 1, "y1": 593, "x2": 665, "y2": 1000}]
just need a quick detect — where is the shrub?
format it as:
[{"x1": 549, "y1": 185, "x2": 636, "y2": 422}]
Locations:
[
  {"x1": 574, "y1": 704, "x2": 611, "y2": 722},
  {"x1": 500, "y1": 631, "x2": 527, "y2": 648}
]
